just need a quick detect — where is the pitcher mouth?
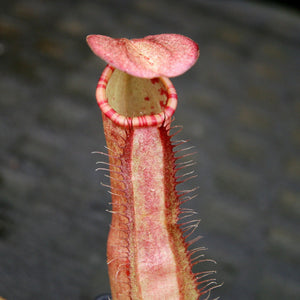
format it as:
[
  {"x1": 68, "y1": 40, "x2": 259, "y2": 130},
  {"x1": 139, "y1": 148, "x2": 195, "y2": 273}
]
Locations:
[{"x1": 96, "y1": 65, "x2": 178, "y2": 128}]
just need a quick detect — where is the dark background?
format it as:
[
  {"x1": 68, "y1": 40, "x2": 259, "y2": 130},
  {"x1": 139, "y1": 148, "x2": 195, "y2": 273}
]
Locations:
[
  {"x1": 252, "y1": 0, "x2": 299, "y2": 9},
  {"x1": 0, "y1": 0, "x2": 299, "y2": 299}
]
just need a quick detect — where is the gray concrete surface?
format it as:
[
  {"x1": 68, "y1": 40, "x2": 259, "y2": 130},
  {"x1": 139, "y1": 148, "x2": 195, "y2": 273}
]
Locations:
[{"x1": 0, "y1": 0, "x2": 299, "y2": 299}]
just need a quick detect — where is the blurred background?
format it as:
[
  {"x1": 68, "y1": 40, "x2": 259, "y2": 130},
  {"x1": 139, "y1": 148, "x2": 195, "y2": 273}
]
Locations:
[{"x1": 0, "y1": 0, "x2": 299, "y2": 299}]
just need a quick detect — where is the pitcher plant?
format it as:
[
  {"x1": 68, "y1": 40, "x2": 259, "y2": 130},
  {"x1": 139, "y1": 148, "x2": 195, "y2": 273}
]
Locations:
[{"x1": 87, "y1": 33, "x2": 219, "y2": 300}]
